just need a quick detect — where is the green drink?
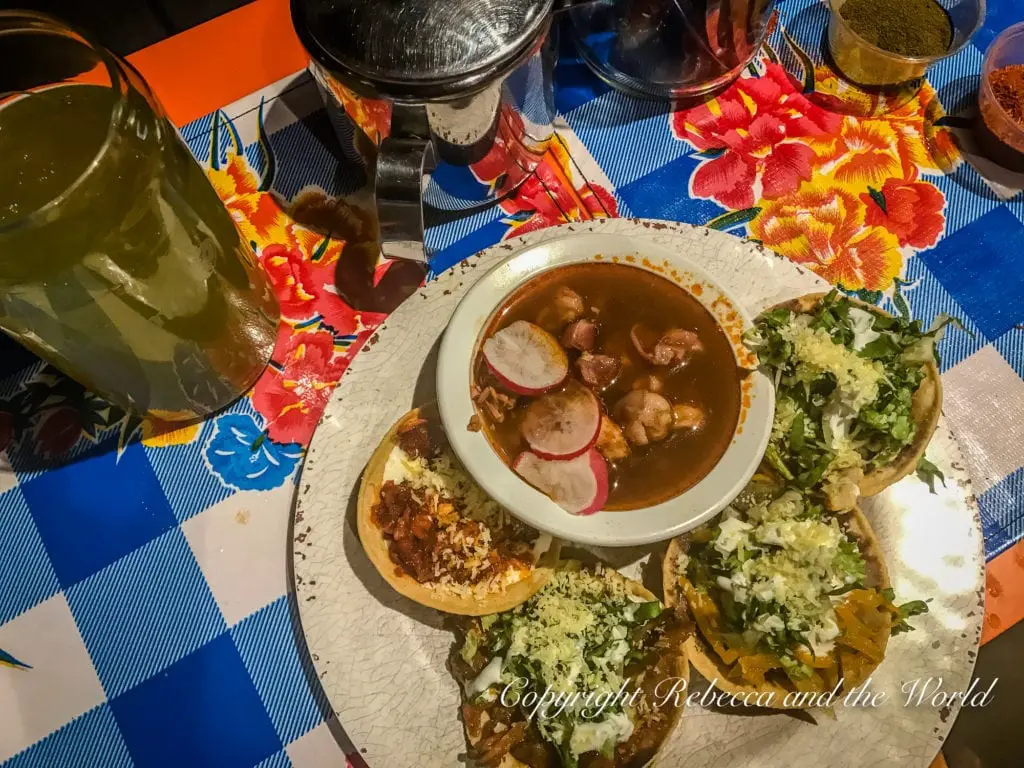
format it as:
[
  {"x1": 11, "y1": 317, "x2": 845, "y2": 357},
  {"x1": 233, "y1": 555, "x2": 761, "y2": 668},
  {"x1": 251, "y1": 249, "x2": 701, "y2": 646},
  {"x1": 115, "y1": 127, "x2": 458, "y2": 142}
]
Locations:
[{"x1": 0, "y1": 13, "x2": 279, "y2": 420}]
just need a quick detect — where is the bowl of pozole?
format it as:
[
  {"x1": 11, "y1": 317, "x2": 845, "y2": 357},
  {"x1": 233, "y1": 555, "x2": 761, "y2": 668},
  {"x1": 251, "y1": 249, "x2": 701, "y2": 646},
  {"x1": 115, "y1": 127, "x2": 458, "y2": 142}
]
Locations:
[{"x1": 436, "y1": 232, "x2": 774, "y2": 547}]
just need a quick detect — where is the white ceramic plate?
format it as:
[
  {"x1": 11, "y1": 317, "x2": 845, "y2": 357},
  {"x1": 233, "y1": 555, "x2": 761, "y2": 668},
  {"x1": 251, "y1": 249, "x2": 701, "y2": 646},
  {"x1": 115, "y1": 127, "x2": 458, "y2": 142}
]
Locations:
[
  {"x1": 293, "y1": 219, "x2": 983, "y2": 768},
  {"x1": 435, "y1": 232, "x2": 774, "y2": 546}
]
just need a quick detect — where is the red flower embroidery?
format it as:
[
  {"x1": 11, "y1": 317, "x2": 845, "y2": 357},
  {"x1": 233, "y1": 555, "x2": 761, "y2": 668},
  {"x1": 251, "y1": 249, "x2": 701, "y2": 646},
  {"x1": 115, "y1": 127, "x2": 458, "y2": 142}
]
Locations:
[
  {"x1": 252, "y1": 327, "x2": 349, "y2": 446},
  {"x1": 499, "y1": 161, "x2": 618, "y2": 237},
  {"x1": 471, "y1": 105, "x2": 540, "y2": 197},
  {"x1": 671, "y1": 64, "x2": 842, "y2": 209},
  {"x1": 861, "y1": 178, "x2": 945, "y2": 249},
  {"x1": 307, "y1": 256, "x2": 360, "y2": 336},
  {"x1": 33, "y1": 406, "x2": 81, "y2": 459},
  {"x1": 259, "y1": 242, "x2": 361, "y2": 336},
  {"x1": 260, "y1": 245, "x2": 319, "y2": 320}
]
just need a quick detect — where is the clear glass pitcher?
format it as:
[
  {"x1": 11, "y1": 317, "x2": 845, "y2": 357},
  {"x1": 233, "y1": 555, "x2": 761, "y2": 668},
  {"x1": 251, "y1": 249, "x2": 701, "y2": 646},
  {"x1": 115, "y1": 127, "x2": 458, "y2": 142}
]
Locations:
[
  {"x1": 569, "y1": 0, "x2": 778, "y2": 99},
  {"x1": 0, "y1": 12, "x2": 280, "y2": 421}
]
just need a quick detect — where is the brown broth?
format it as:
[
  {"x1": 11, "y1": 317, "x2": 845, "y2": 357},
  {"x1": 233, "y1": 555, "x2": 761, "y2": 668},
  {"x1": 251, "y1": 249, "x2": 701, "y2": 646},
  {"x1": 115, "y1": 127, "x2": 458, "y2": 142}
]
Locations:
[{"x1": 474, "y1": 263, "x2": 742, "y2": 511}]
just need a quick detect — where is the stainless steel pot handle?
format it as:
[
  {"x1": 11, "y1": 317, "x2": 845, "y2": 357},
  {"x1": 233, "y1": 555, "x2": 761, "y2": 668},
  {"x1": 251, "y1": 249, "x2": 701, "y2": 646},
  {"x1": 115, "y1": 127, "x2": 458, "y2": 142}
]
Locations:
[{"x1": 375, "y1": 105, "x2": 435, "y2": 263}]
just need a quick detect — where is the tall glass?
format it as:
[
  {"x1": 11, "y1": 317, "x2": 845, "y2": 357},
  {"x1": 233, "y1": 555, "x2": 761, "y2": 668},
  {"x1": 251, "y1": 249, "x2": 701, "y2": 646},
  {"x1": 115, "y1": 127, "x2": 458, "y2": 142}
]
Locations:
[{"x1": 0, "y1": 12, "x2": 279, "y2": 421}]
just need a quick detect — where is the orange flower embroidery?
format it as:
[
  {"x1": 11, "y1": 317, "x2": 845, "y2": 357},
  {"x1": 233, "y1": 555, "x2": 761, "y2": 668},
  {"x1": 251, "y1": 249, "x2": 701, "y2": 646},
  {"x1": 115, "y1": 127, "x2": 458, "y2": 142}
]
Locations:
[
  {"x1": 751, "y1": 188, "x2": 902, "y2": 291},
  {"x1": 823, "y1": 120, "x2": 904, "y2": 187},
  {"x1": 813, "y1": 68, "x2": 959, "y2": 176},
  {"x1": 208, "y1": 154, "x2": 293, "y2": 248}
]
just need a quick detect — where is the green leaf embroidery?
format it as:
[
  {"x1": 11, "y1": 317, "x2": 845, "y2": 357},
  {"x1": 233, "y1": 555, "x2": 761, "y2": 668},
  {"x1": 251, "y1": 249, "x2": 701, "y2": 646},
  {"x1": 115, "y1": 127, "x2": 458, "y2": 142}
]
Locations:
[
  {"x1": 310, "y1": 236, "x2": 331, "y2": 263},
  {"x1": 853, "y1": 289, "x2": 883, "y2": 304},
  {"x1": 0, "y1": 648, "x2": 31, "y2": 670},
  {"x1": 867, "y1": 186, "x2": 887, "y2": 214},
  {"x1": 892, "y1": 291, "x2": 911, "y2": 321},
  {"x1": 707, "y1": 207, "x2": 762, "y2": 231},
  {"x1": 251, "y1": 429, "x2": 269, "y2": 452},
  {"x1": 208, "y1": 109, "x2": 220, "y2": 171},
  {"x1": 220, "y1": 109, "x2": 242, "y2": 157},
  {"x1": 209, "y1": 109, "x2": 242, "y2": 171}
]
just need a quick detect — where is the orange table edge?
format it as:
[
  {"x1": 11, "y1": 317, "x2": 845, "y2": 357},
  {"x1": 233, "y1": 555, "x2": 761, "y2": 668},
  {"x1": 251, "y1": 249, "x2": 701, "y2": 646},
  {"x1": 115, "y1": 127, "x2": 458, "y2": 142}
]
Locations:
[{"x1": 127, "y1": 0, "x2": 308, "y2": 126}]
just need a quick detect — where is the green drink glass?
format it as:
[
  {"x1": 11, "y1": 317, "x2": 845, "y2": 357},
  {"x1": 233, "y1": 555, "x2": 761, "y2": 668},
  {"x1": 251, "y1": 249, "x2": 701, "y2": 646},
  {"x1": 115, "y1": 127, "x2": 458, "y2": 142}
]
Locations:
[{"x1": 0, "y1": 12, "x2": 280, "y2": 421}]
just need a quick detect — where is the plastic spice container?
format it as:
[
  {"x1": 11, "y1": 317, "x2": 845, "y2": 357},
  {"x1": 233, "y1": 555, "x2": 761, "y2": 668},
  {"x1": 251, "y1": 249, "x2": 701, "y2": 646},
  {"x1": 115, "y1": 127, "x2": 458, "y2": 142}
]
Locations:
[
  {"x1": 979, "y1": 22, "x2": 1024, "y2": 159},
  {"x1": 826, "y1": 0, "x2": 984, "y2": 86}
]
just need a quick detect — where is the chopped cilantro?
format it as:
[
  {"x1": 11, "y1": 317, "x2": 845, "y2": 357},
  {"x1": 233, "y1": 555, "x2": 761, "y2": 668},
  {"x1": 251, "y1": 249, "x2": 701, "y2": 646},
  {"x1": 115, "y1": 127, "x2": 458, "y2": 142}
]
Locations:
[
  {"x1": 632, "y1": 600, "x2": 662, "y2": 622},
  {"x1": 881, "y1": 588, "x2": 931, "y2": 635},
  {"x1": 916, "y1": 456, "x2": 946, "y2": 494},
  {"x1": 746, "y1": 293, "x2": 958, "y2": 509},
  {"x1": 891, "y1": 599, "x2": 931, "y2": 636},
  {"x1": 780, "y1": 654, "x2": 813, "y2": 680}
]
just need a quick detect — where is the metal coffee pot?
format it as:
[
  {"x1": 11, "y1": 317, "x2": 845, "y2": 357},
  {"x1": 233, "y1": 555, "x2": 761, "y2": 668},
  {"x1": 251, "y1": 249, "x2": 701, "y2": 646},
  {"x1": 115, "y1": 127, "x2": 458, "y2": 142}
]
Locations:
[{"x1": 291, "y1": 0, "x2": 560, "y2": 262}]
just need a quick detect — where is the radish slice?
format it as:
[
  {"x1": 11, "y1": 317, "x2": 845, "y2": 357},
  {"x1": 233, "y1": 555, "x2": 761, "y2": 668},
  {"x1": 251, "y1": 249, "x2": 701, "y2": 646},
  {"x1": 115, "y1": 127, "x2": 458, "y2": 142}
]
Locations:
[
  {"x1": 521, "y1": 383, "x2": 601, "y2": 459},
  {"x1": 482, "y1": 320, "x2": 568, "y2": 395},
  {"x1": 513, "y1": 449, "x2": 609, "y2": 516}
]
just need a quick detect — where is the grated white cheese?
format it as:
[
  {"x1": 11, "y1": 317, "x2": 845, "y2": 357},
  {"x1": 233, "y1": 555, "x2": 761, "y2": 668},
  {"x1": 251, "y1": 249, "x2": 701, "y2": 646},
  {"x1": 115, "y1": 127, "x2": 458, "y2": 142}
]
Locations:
[
  {"x1": 772, "y1": 396, "x2": 800, "y2": 443},
  {"x1": 782, "y1": 314, "x2": 885, "y2": 412},
  {"x1": 478, "y1": 569, "x2": 646, "y2": 757}
]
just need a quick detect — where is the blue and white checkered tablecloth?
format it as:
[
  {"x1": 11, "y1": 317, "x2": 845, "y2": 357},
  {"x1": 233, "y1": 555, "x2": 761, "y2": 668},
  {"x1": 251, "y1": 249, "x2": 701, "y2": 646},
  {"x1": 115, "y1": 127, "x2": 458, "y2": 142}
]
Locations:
[{"x1": 2, "y1": 1, "x2": 1024, "y2": 766}]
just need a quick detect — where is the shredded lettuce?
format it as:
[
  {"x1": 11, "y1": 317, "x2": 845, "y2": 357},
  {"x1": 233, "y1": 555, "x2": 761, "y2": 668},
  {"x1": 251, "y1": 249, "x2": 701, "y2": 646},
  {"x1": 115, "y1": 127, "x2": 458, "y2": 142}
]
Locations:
[
  {"x1": 460, "y1": 626, "x2": 481, "y2": 664},
  {"x1": 833, "y1": 539, "x2": 867, "y2": 584}
]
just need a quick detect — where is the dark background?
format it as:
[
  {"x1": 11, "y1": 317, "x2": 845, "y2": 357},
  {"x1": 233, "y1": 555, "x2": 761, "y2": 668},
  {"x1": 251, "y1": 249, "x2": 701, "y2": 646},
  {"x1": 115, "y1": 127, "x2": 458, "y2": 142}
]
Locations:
[
  {"x1": 2, "y1": 1, "x2": 1021, "y2": 767},
  {"x1": 1, "y1": 0, "x2": 252, "y2": 55}
]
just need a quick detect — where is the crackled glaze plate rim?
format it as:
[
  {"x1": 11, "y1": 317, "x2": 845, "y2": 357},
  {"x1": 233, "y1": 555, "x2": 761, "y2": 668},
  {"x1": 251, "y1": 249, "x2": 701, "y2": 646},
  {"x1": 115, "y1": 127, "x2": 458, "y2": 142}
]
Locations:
[
  {"x1": 436, "y1": 232, "x2": 774, "y2": 545},
  {"x1": 292, "y1": 218, "x2": 984, "y2": 768}
]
